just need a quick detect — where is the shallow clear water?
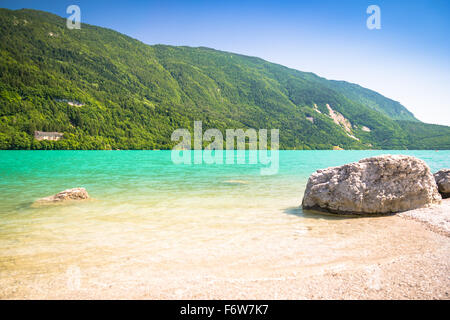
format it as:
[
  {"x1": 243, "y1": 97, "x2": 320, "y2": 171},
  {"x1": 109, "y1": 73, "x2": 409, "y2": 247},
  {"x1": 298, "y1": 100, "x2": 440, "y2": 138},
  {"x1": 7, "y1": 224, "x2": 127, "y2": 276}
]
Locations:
[{"x1": 0, "y1": 150, "x2": 449, "y2": 298}]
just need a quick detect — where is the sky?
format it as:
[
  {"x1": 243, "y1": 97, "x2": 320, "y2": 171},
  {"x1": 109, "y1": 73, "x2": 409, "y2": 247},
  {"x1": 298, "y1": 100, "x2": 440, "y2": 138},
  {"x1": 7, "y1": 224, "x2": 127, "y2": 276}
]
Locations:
[{"x1": 1, "y1": 0, "x2": 450, "y2": 126}]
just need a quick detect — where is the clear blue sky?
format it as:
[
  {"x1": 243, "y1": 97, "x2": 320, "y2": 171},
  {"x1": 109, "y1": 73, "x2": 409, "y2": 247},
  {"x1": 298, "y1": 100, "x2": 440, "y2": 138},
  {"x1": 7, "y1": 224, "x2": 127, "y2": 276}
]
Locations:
[{"x1": 2, "y1": 0, "x2": 450, "y2": 125}]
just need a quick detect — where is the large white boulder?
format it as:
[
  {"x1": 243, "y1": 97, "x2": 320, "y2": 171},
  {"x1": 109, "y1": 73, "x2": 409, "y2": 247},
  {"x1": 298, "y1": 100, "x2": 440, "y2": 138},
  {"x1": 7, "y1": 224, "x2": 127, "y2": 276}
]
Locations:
[
  {"x1": 434, "y1": 169, "x2": 450, "y2": 198},
  {"x1": 302, "y1": 155, "x2": 441, "y2": 215}
]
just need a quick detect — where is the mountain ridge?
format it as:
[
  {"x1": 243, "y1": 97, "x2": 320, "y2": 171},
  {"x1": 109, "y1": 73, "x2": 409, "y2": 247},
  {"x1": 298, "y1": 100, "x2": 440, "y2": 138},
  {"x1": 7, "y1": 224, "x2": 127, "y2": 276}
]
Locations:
[{"x1": 0, "y1": 8, "x2": 448, "y2": 150}]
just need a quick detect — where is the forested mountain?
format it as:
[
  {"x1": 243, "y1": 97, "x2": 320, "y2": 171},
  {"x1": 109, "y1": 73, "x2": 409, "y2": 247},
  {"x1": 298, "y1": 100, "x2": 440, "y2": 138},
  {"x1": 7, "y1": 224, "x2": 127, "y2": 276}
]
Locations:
[{"x1": 1, "y1": 8, "x2": 449, "y2": 150}]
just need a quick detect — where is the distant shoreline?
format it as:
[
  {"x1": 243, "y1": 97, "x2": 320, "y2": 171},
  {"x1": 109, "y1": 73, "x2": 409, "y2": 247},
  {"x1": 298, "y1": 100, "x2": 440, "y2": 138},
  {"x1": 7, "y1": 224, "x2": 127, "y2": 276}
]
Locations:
[{"x1": 0, "y1": 149, "x2": 449, "y2": 151}]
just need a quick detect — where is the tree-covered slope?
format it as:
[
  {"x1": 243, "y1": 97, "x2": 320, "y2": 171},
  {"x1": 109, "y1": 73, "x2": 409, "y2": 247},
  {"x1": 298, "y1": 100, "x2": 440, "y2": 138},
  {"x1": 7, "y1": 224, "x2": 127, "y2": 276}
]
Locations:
[
  {"x1": 396, "y1": 121, "x2": 450, "y2": 149},
  {"x1": 0, "y1": 8, "x2": 448, "y2": 150},
  {"x1": 323, "y1": 80, "x2": 418, "y2": 121}
]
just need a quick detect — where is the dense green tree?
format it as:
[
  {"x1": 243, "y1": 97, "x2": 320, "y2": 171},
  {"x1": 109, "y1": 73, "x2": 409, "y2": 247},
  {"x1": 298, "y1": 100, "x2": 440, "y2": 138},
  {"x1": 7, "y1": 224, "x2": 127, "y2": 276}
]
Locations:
[{"x1": 0, "y1": 8, "x2": 448, "y2": 150}]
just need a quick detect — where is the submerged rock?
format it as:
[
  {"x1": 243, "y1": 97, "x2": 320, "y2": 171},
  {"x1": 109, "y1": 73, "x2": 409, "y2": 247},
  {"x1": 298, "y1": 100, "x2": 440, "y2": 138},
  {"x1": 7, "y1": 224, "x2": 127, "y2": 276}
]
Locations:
[
  {"x1": 224, "y1": 180, "x2": 248, "y2": 185},
  {"x1": 434, "y1": 169, "x2": 450, "y2": 198},
  {"x1": 302, "y1": 155, "x2": 441, "y2": 215},
  {"x1": 34, "y1": 188, "x2": 89, "y2": 204}
]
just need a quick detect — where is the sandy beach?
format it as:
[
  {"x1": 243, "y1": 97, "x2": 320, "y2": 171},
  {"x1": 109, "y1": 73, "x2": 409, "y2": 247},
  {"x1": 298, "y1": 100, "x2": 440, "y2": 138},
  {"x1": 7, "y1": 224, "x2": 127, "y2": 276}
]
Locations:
[
  {"x1": 1, "y1": 199, "x2": 449, "y2": 300},
  {"x1": 399, "y1": 198, "x2": 450, "y2": 237}
]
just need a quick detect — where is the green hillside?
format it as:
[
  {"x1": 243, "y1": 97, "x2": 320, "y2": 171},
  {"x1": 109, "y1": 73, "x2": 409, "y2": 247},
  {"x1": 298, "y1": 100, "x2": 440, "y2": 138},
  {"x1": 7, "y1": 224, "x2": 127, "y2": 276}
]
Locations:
[
  {"x1": 323, "y1": 80, "x2": 418, "y2": 121},
  {"x1": 0, "y1": 8, "x2": 448, "y2": 150}
]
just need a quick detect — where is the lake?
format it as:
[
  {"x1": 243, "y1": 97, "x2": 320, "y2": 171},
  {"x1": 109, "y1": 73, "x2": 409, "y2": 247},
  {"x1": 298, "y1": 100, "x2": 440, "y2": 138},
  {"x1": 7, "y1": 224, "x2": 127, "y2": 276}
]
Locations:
[{"x1": 0, "y1": 150, "x2": 449, "y2": 299}]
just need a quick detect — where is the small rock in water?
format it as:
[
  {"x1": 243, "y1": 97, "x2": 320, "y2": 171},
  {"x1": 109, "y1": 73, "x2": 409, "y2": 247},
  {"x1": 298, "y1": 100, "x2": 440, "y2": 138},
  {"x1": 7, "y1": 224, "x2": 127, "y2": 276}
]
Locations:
[
  {"x1": 434, "y1": 169, "x2": 450, "y2": 199},
  {"x1": 302, "y1": 155, "x2": 441, "y2": 215},
  {"x1": 224, "y1": 180, "x2": 248, "y2": 185},
  {"x1": 34, "y1": 188, "x2": 89, "y2": 205}
]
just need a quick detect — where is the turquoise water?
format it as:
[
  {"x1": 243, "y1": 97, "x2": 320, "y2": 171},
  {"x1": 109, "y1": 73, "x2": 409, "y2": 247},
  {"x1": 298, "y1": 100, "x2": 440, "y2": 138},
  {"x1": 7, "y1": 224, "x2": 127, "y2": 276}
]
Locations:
[
  {"x1": 0, "y1": 150, "x2": 448, "y2": 298},
  {"x1": 1, "y1": 150, "x2": 448, "y2": 212}
]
